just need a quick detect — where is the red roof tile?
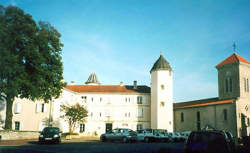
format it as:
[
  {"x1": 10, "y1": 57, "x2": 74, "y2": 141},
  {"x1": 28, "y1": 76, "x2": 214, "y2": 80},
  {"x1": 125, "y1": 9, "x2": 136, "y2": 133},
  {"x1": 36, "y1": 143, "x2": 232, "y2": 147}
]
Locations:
[
  {"x1": 174, "y1": 98, "x2": 235, "y2": 109},
  {"x1": 65, "y1": 85, "x2": 151, "y2": 94},
  {"x1": 217, "y1": 53, "x2": 250, "y2": 67}
]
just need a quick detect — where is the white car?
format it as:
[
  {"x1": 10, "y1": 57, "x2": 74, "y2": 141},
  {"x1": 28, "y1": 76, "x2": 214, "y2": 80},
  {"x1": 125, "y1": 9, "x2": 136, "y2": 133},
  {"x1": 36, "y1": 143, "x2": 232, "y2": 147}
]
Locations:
[
  {"x1": 100, "y1": 128, "x2": 137, "y2": 143},
  {"x1": 137, "y1": 129, "x2": 172, "y2": 142}
]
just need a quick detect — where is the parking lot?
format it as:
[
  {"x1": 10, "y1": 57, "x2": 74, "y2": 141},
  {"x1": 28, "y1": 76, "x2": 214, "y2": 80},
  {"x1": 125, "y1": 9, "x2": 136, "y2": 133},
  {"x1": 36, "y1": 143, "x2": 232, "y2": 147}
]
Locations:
[{"x1": 0, "y1": 137, "x2": 184, "y2": 153}]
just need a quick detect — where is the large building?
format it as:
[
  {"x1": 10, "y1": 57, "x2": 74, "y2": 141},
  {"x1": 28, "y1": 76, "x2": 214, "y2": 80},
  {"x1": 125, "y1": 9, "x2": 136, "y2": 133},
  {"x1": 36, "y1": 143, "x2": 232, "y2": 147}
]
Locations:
[
  {"x1": 0, "y1": 54, "x2": 174, "y2": 135},
  {"x1": 174, "y1": 53, "x2": 250, "y2": 138},
  {"x1": 0, "y1": 53, "x2": 249, "y2": 138}
]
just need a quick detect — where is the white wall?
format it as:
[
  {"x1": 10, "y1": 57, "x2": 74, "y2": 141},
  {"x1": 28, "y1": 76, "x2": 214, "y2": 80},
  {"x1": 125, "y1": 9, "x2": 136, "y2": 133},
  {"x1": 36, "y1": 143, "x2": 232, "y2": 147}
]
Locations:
[{"x1": 151, "y1": 70, "x2": 173, "y2": 132}]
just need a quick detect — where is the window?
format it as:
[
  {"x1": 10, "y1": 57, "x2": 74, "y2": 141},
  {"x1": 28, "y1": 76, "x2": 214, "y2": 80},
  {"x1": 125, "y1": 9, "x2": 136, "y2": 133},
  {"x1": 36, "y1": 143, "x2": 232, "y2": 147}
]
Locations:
[
  {"x1": 225, "y1": 77, "x2": 232, "y2": 93},
  {"x1": 15, "y1": 121, "x2": 20, "y2": 130},
  {"x1": 90, "y1": 112, "x2": 93, "y2": 117},
  {"x1": 160, "y1": 101, "x2": 165, "y2": 107},
  {"x1": 161, "y1": 85, "x2": 165, "y2": 90},
  {"x1": 100, "y1": 97, "x2": 102, "y2": 102},
  {"x1": 41, "y1": 104, "x2": 45, "y2": 112},
  {"x1": 125, "y1": 113, "x2": 127, "y2": 117},
  {"x1": 80, "y1": 124, "x2": 85, "y2": 133},
  {"x1": 100, "y1": 112, "x2": 102, "y2": 117},
  {"x1": 14, "y1": 103, "x2": 21, "y2": 114},
  {"x1": 137, "y1": 96, "x2": 143, "y2": 104},
  {"x1": 244, "y1": 78, "x2": 249, "y2": 92},
  {"x1": 197, "y1": 111, "x2": 200, "y2": 130},
  {"x1": 181, "y1": 112, "x2": 184, "y2": 122},
  {"x1": 128, "y1": 112, "x2": 130, "y2": 117},
  {"x1": 81, "y1": 96, "x2": 87, "y2": 102},
  {"x1": 91, "y1": 97, "x2": 94, "y2": 102},
  {"x1": 137, "y1": 124, "x2": 143, "y2": 130},
  {"x1": 137, "y1": 108, "x2": 143, "y2": 117},
  {"x1": 223, "y1": 109, "x2": 227, "y2": 121},
  {"x1": 125, "y1": 97, "x2": 127, "y2": 102}
]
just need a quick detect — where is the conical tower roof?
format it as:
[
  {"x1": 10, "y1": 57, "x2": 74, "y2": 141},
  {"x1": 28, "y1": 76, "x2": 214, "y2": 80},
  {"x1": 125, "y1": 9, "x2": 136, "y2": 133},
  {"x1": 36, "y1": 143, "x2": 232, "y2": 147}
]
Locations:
[
  {"x1": 85, "y1": 72, "x2": 100, "y2": 85},
  {"x1": 150, "y1": 54, "x2": 172, "y2": 73}
]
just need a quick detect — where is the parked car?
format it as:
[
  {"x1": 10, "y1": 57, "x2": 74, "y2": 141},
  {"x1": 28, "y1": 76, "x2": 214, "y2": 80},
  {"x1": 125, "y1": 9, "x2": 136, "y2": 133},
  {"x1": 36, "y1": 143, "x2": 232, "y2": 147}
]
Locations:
[
  {"x1": 137, "y1": 129, "x2": 172, "y2": 142},
  {"x1": 180, "y1": 131, "x2": 191, "y2": 141},
  {"x1": 39, "y1": 127, "x2": 61, "y2": 144},
  {"x1": 169, "y1": 132, "x2": 182, "y2": 142},
  {"x1": 225, "y1": 131, "x2": 236, "y2": 153},
  {"x1": 184, "y1": 130, "x2": 233, "y2": 153},
  {"x1": 100, "y1": 128, "x2": 137, "y2": 143}
]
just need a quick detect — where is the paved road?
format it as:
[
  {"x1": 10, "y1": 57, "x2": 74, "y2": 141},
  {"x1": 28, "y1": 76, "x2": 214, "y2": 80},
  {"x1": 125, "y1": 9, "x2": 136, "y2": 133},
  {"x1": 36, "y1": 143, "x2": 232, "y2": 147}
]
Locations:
[{"x1": 0, "y1": 139, "x2": 184, "y2": 153}]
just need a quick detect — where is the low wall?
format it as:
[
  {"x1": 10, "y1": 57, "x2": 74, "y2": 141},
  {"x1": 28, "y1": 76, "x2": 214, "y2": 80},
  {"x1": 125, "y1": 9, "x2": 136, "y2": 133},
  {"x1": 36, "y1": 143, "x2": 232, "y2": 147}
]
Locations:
[{"x1": 0, "y1": 130, "x2": 39, "y2": 140}]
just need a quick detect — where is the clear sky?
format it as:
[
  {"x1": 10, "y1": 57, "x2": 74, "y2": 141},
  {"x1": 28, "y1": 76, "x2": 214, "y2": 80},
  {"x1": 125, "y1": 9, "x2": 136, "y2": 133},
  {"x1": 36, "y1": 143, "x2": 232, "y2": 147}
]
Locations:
[{"x1": 2, "y1": 0, "x2": 250, "y2": 102}]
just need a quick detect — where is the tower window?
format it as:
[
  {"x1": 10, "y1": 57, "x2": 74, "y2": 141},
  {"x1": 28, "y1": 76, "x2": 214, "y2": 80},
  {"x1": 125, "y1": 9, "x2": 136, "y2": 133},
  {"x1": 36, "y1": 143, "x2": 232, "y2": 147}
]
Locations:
[
  {"x1": 181, "y1": 112, "x2": 184, "y2": 122},
  {"x1": 223, "y1": 109, "x2": 227, "y2": 121},
  {"x1": 160, "y1": 101, "x2": 165, "y2": 107},
  {"x1": 244, "y1": 78, "x2": 249, "y2": 92},
  {"x1": 161, "y1": 85, "x2": 165, "y2": 90},
  {"x1": 225, "y1": 77, "x2": 232, "y2": 93}
]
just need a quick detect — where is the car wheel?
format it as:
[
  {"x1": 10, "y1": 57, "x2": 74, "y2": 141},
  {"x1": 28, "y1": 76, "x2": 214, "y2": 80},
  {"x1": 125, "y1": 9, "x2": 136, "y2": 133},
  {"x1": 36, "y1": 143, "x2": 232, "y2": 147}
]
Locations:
[
  {"x1": 144, "y1": 137, "x2": 149, "y2": 143},
  {"x1": 122, "y1": 137, "x2": 128, "y2": 143}
]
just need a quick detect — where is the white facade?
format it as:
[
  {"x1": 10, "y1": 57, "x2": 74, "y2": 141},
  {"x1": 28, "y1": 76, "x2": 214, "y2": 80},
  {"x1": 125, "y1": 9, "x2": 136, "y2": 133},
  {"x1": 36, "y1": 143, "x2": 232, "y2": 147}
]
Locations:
[
  {"x1": 53, "y1": 88, "x2": 151, "y2": 135},
  {"x1": 151, "y1": 70, "x2": 173, "y2": 132}
]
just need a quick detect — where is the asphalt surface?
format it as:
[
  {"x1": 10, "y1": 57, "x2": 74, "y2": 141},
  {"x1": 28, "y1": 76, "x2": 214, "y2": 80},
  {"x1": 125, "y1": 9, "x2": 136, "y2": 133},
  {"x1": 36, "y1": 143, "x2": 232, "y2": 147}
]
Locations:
[{"x1": 0, "y1": 138, "x2": 184, "y2": 153}]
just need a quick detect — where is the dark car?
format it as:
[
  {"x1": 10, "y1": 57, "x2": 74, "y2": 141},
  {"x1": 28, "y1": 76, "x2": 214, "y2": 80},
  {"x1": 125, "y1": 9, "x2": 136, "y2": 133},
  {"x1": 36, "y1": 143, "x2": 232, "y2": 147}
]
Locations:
[
  {"x1": 225, "y1": 131, "x2": 236, "y2": 152},
  {"x1": 184, "y1": 130, "x2": 232, "y2": 153},
  {"x1": 39, "y1": 127, "x2": 61, "y2": 144}
]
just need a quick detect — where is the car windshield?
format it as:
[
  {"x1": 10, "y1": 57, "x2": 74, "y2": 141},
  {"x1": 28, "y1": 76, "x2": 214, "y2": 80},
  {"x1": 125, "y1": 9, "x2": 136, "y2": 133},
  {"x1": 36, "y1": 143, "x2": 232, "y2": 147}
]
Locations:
[{"x1": 43, "y1": 127, "x2": 59, "y2": 133}]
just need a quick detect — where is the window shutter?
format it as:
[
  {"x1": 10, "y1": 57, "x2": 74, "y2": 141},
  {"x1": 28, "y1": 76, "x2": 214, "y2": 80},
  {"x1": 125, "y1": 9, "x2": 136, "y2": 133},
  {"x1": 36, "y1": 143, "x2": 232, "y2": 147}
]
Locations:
[
  {"x1": 14, "y1": 103, "x2": 21, "y2": 114},
  {"x1": 14, "y1": 103, "x2": 17, "y2": 113},
  {"x1": 142, "y1": 96, "x2": 146, "y2": 104},
  {"x1": 137, "y1": 108, "x2": 143, "y2": 117},
  {"x1": 44, "y1": 104, "x2": 47, "y2": 112},
  {"x1": 36, "y1": 103, "x2": 40, "y2": 113}
]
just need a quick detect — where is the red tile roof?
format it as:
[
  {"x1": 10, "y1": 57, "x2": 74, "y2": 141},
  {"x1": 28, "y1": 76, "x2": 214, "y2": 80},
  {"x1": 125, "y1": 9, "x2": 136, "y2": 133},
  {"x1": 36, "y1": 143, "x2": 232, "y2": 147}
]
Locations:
[
  {"x1": 174, "y1": 97, "x2": 235, "y2": 109},
  {"x1": 65, "y1": 85, "x2": 151, "y2": 94},
  {"x1": 217, "y1": 53, "x2": 250, "y2": 67}
]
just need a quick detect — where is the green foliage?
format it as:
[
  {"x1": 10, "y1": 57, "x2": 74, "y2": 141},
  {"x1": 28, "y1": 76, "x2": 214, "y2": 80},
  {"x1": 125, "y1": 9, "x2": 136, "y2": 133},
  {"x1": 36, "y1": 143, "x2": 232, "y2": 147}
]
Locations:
[
  {"x1": 0, "y1": 5, "x2": 66, "y2": 129},
  {"x1": 60, "y1": 103, "x2": 88, "y2": 133}
]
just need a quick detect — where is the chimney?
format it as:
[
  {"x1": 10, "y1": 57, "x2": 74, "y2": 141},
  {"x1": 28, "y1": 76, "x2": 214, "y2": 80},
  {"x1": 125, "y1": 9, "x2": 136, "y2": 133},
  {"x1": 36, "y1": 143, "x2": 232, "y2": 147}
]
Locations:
[
  {"x1": 120, "y1": 82, "x2": 124, "y2": 86},
  {"x1": 70, "y1": 81, "x2": 75, "y2": 85},
  {"x1": 133, "y1": 80, "x2": 137, "y2": 89}
]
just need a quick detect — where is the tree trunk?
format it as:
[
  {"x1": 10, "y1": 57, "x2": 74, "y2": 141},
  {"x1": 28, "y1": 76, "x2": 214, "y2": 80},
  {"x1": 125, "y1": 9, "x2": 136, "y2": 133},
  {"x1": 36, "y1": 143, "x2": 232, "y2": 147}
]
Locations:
[{"x1": 4, "y1": 97, "x2": 14, "y2": 130}]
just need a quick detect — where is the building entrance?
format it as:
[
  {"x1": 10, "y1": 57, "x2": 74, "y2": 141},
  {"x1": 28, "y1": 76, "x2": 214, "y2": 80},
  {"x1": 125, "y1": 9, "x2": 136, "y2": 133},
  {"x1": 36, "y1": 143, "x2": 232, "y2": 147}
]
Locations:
[{"x1": 105, "y1": 123, "x2": 112, "y2": 133}]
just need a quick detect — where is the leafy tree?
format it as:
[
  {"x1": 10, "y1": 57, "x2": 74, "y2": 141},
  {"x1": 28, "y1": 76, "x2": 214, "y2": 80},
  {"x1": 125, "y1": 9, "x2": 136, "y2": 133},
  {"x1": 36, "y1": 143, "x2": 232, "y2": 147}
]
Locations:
[
  {"x1": 60, "y1": 103, "x2": 88, "y2": 133},
  {"x1": 0, "y1": 5, "x2": 65, "y2": 129}
]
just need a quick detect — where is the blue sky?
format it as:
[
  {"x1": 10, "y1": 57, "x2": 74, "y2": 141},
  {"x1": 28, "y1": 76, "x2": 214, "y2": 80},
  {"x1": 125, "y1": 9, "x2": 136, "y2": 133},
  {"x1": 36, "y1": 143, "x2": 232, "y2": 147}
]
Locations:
[{"x1": 2, "y1": 0, "x2": 250, "y2": 102}]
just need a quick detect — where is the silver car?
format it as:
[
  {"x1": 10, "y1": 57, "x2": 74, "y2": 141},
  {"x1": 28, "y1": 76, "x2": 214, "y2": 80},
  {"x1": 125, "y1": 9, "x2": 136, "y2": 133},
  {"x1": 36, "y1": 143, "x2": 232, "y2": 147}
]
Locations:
[{"x1": 100, "y1": 128, "x2": 137, "y2": 143}]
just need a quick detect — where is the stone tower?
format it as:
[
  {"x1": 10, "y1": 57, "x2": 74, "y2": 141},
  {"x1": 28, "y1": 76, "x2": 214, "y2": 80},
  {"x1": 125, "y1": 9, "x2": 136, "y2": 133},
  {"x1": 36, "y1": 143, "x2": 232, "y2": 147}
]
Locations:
[
  {"x1": 216, "y1": 53, "x2": 250, "y2": 99},
  {"x1": 150, "y1": 54, "x2": 173, "y2": 132}
]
